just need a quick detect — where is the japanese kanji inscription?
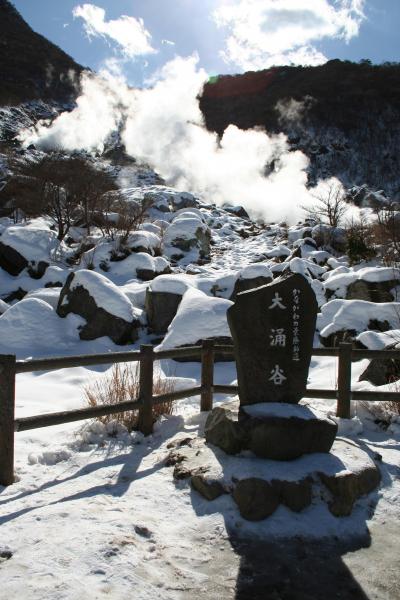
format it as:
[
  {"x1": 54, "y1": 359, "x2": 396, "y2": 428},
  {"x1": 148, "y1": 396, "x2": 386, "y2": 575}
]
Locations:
[{"x1": 227, "y1": 272, "x2": 318, "y2": 405}]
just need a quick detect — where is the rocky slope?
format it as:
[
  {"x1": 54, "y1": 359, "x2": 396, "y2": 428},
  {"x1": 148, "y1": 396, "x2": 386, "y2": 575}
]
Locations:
[{"x1": 200, "y1": 61, "x2": 400, "y2": 197}]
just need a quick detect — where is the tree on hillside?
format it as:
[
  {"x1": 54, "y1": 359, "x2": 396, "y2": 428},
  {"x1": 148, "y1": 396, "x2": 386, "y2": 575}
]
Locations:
[
  {"x1": 302, "y1": 183, "x2": 348, "y2": 228},
  {"x1": 0, "y1": 154, "x2": 118, "y2": 240}
]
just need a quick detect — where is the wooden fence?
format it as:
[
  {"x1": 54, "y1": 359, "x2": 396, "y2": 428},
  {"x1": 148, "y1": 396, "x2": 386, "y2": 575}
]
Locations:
[{"x1": 1, "y1": 341, "x2": 400, "y2": 487}]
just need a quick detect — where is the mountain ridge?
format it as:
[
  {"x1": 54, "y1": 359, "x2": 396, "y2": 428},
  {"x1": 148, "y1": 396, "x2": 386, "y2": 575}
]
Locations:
[{"x1": 0, "y1": 0, "x2": 84, "y2": 105}]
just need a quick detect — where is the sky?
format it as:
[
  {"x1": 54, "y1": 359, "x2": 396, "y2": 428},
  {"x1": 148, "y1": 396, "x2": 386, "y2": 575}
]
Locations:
[{"x1": 11, "y1": 0, "x2": 400, "y2": 87}]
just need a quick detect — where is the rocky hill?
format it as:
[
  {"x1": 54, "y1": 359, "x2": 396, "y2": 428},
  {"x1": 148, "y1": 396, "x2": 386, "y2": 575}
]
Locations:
[
  {"x1": 200, "y1": 61, "x2": 400, "y2": 197},
  {"x1": 0, "y1": 0, "x2": 84, "y2": 106}
]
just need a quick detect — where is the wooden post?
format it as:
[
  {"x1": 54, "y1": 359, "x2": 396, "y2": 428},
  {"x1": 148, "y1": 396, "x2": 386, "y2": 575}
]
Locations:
[
  {"x1": 0, "y1": 355, "x2": 16, "y2": 486},
  {"x1": 201, "y1": 339, "x2": 214, "y2": 412},
  {"x1": 337, "y1": 342, "x2": 352, "y2": 419},
  {"x1": 137, "y1": 345, "x2": 154, "y2": 436}
]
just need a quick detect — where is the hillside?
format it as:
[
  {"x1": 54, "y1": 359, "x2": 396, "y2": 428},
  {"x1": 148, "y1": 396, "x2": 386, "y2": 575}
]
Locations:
[
  {"x1": 0, "y1": 0, "x2": 84, "y2": 106},
  {"x1": 200, "y1": 61, "x2": 400, "y2": 196}
]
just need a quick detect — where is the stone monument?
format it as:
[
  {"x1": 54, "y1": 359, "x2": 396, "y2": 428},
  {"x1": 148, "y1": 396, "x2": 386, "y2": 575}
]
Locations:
[
  {"x1": 168, "y1": 273, "x2": 381, "y2": 521},
  {"x1": 205, "y1": 273, "x2": 338, "y2": 460},
  {"x1": 227, "y1": 272, "x2": 318, "y2": 405}
]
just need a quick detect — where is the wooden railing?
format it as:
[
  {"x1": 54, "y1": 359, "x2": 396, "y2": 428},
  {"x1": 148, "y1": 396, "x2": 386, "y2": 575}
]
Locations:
[{"x1": 1, "y1": 341, "x2": 399, "y2": 486}]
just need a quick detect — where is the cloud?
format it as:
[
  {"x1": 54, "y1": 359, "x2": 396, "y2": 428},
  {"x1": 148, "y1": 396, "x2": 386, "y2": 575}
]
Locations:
[
  {"x1": 72, "y1": 3, "x2": 156, "y2": 58},
  {"x1": 213, "y1": 0, "x2": 366, "y2": 70},
  {"x1": 161, "y1": 39, "x2": 175, "y2": 46}
]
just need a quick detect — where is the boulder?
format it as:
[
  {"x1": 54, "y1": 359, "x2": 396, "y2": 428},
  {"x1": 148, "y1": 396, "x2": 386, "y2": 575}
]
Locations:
[
  {"x1": 110, "y1": 253, "x2": 170, "y2": 282},
  {"x1": 205, "y1": 403, "x2": 338, "y2": 460},
  {"x1": 155, "y1": 288, "x2": 233, "y2": 356},
  {"x1": 346, "y1": 280, "x2": 395, "y2": 303},
  {"x1": 232, "y1": 477, "x2": 313, "y2": 520},
  {"x1": 125, "y1": 231, "x2": 161, "y2": 256},
  {"x1": 191, "y1": 474, "x2": 226, "y2": 501},
  {"x1": 166, "y1": 434, "x2": 380, "y2": 521},
  {"x1": 233, "y1": 479, "x2": 280, "y2": 520},
  {"x1": 359, "y1": 355, "x2": 400, "y2": 385},
  {"x1": 164, "y1": 211, "x2": 211, "y2": 260},
  {"x1": 170, "y1": 191, "x2": 199, "y2": 211},
  {"x1": 57, "y1": 270, "x2": 140, "y2": 344},
  {"x1": 230, "y1": 264, "x2": 273, "y2": 301},
  {"x1": 311, "y1": 224, "x2": 347, "y2": 253},
  {"x1": 0, "y1": 240, "x2": 28, "y2": 275},
  {"x1": 204, "y1": 406, "x2": 244, "y2": 455},
  {"x1": 223, "y1": 205, "x2": 250, "y2": 219},
  {"x1": 0, "y1": 225, "x2": 55, "y2": 276},
  {"x1": 319, "y1": 456, "x2": 381, "y2": 517},
  {"x1": 145, "y1": 289, "x2": 183, "y2": 334}
]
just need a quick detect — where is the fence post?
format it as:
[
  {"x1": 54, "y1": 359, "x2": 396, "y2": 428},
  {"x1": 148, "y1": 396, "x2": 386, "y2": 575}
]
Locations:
[
  {"x1": 0, "y1": 355, "x2": 16, "y2": 486},
  {"x1": 337, "y1": 342, "x2": 352, "y2": 419},
  {"x1": 137, "y1": 345, "x2": 154, "y2": 436},
  {"x1": 201, "y1": 339, "x2": 214, "y2": 412}
]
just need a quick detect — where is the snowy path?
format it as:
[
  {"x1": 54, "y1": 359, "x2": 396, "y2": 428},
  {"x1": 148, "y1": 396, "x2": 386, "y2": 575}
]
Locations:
[{"x1": 208, "y1": 228, "x2": 280, "y2": 272}]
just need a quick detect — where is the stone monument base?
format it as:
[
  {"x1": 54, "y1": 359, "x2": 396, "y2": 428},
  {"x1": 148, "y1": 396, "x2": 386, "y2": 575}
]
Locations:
[
  {"x1": 166, "y1": 435, "x2": 381, "y2": 520},
  {"x1": 204, "y1": 401, "x2": 338, "y2": 460}
]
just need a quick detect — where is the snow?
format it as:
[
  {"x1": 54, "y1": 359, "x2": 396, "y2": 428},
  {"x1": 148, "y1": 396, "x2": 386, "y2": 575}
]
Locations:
[
  {"x1": 149, "y1": 274, "x2": 194, "y2": 295},
  {"x1": 265, "y1": 244, "x2": 291, "y2": 258},
  {"x1": 0, "y1": 298, "x2": 10, "y2": 313},
  {"x1": 2, "y1": 178, "x2": 400, "y2": 597},
  {"x1": 324, "y1": 266, "x2": 400, "y2": 298},
  {"x1": 318, "y1": 299, "x2": 400, "y2": 338},
  {"x1": 243, "y1": 402, "x2": 327, "y2": 420},
  {"x1": 156, "y1": 288, "x2": 233, "y2": 351},
  {"x1": 356, "y1": 329, "x2": 400, "y2": 350},
  {"x1": 238, "y1": 263, "x2": 272, "y2": 280},
  {"x1": 69, "y1": 270, "x2": 138, "y2": 321},
  {"x1": 26, "y1": 287, "x2": 61, "y2": 309},
  {"x1": 0, "y1": 348, "x2": 399, "y2": 600},
  {"x1": 126, "y1": 230, "x2": 161, "y2": 255},
  {"x1": 0, "y1": 298, "x2": 84, "y2": 358},
  {"x1": 120, "y1": 281, "x2": 149, "y2": 309},
  {"x1": 109, "y1": 253, "x2": 169, "y2": 280},
  {"x1": 327, "y1": 415, "x2": 364, "y2": 436},
  {"x1": 0, "y1": 223, "x2": 59, "y2": 262},
  {"x1": 283, "y1": 257, "x2": 326, "y2": 280}
]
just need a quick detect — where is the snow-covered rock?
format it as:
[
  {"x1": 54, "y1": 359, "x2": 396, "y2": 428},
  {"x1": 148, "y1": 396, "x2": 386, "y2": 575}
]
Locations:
[
  {"x1": 231, "y1": 263, "x2": 273, "y2": 299},
  {"x1": 163, "y1": 210, "x2": 211, "y2": 262},
  {"x1": 109, "y1": 253, "x2": 170, "y2": 282},
  {"x1": 57, "y1": 270, "x2": 141, "y2": 344},
  {"x1": 125, "y1": 230, "x2": 161, "y2": 256},
  {"x1": 0, "y1": 298, "x2": 83, "y2": 358},
  {"x1": 324, "y1": 266, "x2": 400, "y2": 302},
  {"x1": 318, "y1": 299, "x2": 400, "y2": 345},
  {"x1": 155, "y1": 288, "x2": 233, "y2": 351},
  {"x1": 26, "y1": 287, "x2": 61, "y2": 309}
]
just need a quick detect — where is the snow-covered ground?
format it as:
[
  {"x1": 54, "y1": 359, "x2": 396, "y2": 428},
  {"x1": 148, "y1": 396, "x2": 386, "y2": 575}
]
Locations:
[
  {"x1": 1, "y1": 181, "x2": 400, "y2": 598},
  {"x1": 0, "y1": 355, "x2": 399, "y2": 599}
]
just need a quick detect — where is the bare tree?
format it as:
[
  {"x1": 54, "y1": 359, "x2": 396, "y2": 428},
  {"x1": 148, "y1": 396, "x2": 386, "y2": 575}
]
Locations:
[
  {"x1": 0, "y1": 153, "x2": 119, "y2": 240},
  {"x1": 302, "y1": 183, "x2": 348, "y2": 227},
  {"x1": 375, "y1": 203, "x2": 400, "y2": 267},
  {"x1": 96, "y1": 193, "x2": 154, "y2": 245}
]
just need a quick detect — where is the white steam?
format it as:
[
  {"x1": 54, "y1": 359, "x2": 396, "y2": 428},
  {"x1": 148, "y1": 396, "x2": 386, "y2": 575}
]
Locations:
[
  {"x1": 20, "y1": 72, "x2": 129, "y2": 153},
  {"x1": 24, "y1": 55, "x2": 343, "y2": 224}
]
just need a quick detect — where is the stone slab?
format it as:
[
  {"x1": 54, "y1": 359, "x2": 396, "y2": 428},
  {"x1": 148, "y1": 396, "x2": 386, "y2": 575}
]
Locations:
[
  {"x1": 227, "y1": 273, "x2": 318, "y2": 405},
  {"x1": 204, "y1": 402, "x2": 338, "y2": 460},
  {"x1": 166, "y1": 435, "x2": 381, "y2": 520}
]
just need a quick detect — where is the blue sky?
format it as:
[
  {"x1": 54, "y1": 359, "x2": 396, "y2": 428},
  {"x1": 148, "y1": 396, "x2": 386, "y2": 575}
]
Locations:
[{"x1": 11, "y1": 0, "x2": 400, "y2": 86}]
